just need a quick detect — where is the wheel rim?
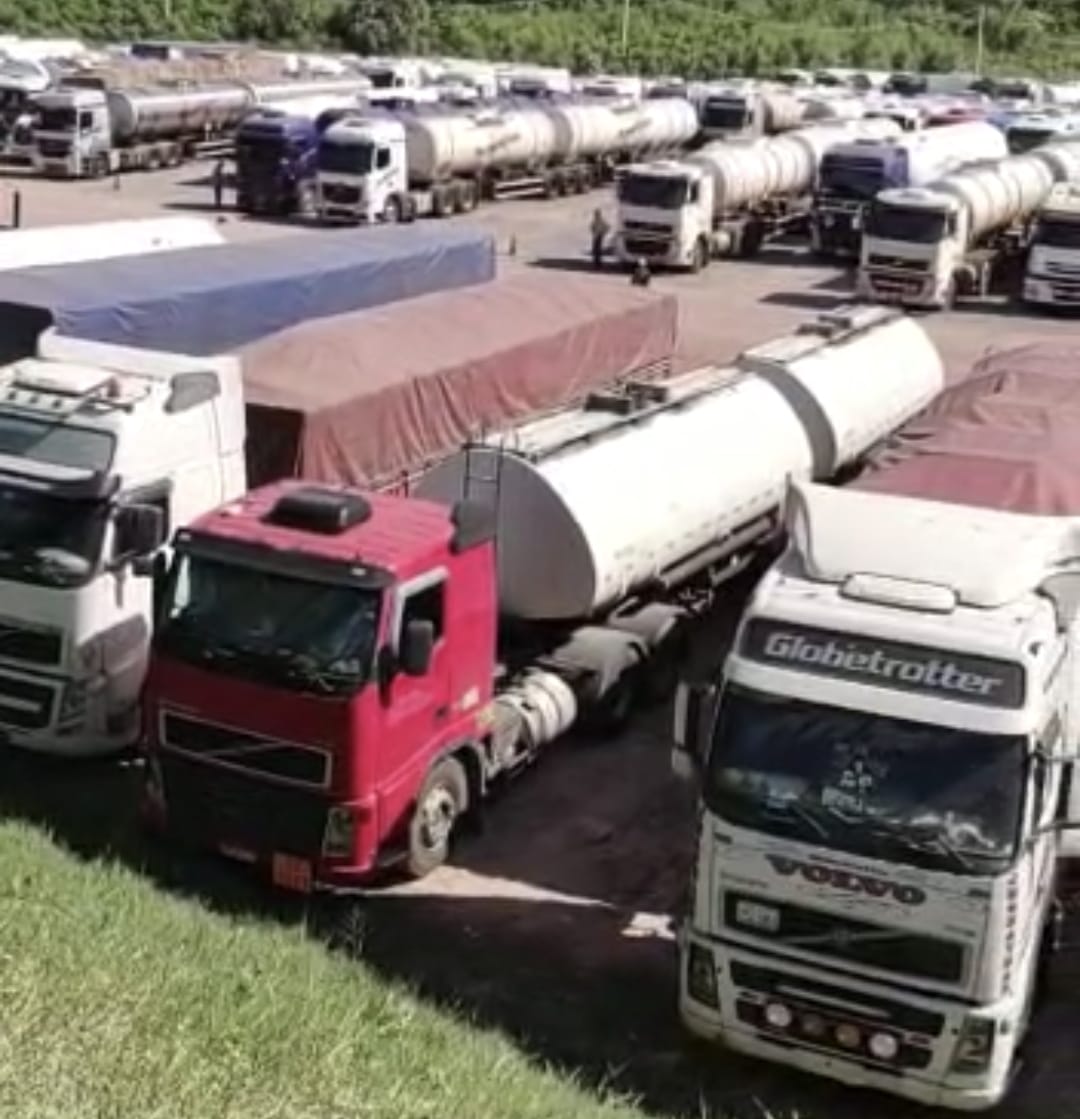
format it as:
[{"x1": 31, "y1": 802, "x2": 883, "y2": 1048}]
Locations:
[{"x1": 419, "y1": 785, "x2": 456, "y2": 852}]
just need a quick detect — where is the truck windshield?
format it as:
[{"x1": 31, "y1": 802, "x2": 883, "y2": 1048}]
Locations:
[
  {"x1": 705, "y1": 685, "x2": 1025, "y2": 876},
  {"x1": 0, "y1": 485, "x2": 108, "y2": 588},
  {"x1": 865, "y1": 202, "x2": 948, "y2": 243},
  {"x1": 819, "y1": 156, "x2": 886, "y2": 200},
  {"x1": 235, "y1": 136, "x2": 284, "y2": 166},
  {"x1": 702, "y1": 101, "x2": 749, "y2": 131},
  {"x1": 318, "y1": 139, "x2": 373, "y2": 175},
  {"x1": 158, "y1": 553, "x2": 381, "y2": 697},
  {"x1": 618, "y1": 173, "x2": 688, "y2": 209},
  {"x1": 1007, "y1": 128, "x2": 1054, "y2": 154},
  {"x1": 1032, "y1": 217, "x2": 1080, "y2": 250},
  {"x1": 37, "y1": 106, "x2": 75, "y2": 131}
]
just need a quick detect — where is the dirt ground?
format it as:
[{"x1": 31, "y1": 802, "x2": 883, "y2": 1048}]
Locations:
[{"x1": 3, "y1": 161, "x2": 1080, "y2": 1119}]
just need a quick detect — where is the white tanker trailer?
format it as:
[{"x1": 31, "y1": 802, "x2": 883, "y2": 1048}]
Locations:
[
  {"x1": 140, "y1": 305, "x2": 943, "y2": 889},
  {"x1": 859, "y1": 140, "x2": 1080, "y2": 309},
  {"x1": 699, "y1": 87, "x2": 805, "y2": 141},
  {"x1": 314, "y1": 97, "x2": 698, "y2": 224},
  {"x1": 412, "y1": 304, "x2": 943, "y2": 747},
  {"x1": 812, "y1": 121, "x2": 1008, "y2": 259},
  {"x1": 33, "y1": 77, "x2": 370, "y2": 178},
  {"x1": 616, "y1": 118, "x2": 902, "y2": 270}
]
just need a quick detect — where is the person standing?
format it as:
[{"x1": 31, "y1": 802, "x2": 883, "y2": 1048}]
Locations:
[
  {"x1": 590, "y1": 207, "x2": 610, "y2": 269},
  {"x1": 212, "y1": 158, "x2": 226, "y2": 211}
]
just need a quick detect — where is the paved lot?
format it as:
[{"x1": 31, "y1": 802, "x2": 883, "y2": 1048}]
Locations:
[{"x1": 2, "y1": 160, "x2": 1079, "y2": 1119}]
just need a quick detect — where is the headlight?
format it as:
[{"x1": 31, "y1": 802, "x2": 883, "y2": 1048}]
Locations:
[
  {"x1": 869, "y1": 1031, "x2": 900, "y2": 1062},
  {"x1": 59, "y1": 680, "x2": 88, "y2": 722},
  {"x1": 76, "y1": 635, "x2": 104, "y2": 674},
  {"x1": 764, "y1": 1001, "x2": 794, "y2": 1030},
  {"x1": 686, "y1": 943, "x2": 719, "y2": 1008},
  {"x1": 322, "y1": 806, "x2": 356, "y2": 858},
  {"x1": 951, "y1": 1016, "x2": 996, "y2": 1074}
]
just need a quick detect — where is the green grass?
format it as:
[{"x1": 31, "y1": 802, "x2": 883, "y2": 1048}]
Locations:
[{"x1": 0, "y1": 821, "x2": 646, "y2": 1119}]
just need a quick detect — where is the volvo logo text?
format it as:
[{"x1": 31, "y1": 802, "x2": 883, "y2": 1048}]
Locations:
[{"x1": 766, "y1": 854, "x2": 927, "y2": 906}]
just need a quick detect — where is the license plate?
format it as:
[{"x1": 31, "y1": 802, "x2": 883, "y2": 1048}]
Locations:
[
  {"x1": 272, "y1": 853, "x2": 313, "y2": 894},
  {"x1": 219, "y1": 843, "x2": 256, "y2": 864},
  {"x1": 735, "y1": 899, "x2": 781, "y2": 933}
]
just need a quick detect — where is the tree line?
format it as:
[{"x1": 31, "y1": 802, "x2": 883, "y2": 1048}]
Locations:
[{"x1": 3, "y1": 0, "x2": 1078, "y2": 79}]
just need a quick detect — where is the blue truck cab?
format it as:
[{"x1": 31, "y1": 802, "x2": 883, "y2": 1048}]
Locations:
[
  {"x1": 235, "y1": 109, "x2": 342, "y2": 218},
  {"x1": 813, "y1": 141, "x2": 910, "y2": 259}
]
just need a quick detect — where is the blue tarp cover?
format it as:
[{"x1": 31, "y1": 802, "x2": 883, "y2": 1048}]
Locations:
[{"x1": 0, "y1": 224, "x2": 495, "y2": 356}]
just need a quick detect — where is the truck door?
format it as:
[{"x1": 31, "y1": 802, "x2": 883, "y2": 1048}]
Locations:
[{"x1": 378, "y1": 570, "x2": 454, "y2": 834}]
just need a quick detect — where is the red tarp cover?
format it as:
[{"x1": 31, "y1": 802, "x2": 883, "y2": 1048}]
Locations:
[
  {"x1": 240, "y1": 273, "x2": 678, "y2": 489},
  {"x1": 855, "y1": 343, "x2": 1080, "y2": 515}
]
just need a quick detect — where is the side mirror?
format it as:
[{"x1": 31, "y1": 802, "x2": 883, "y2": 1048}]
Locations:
[
  {"x1": 400, "y1": 619, "x2": 435, "y2": 678},
  {"x1": 672, "y1": 681, "x2": 719, "y2": 782},
  {"x1": 112, "y1": 504, "x2": 166, "y2": 570}
]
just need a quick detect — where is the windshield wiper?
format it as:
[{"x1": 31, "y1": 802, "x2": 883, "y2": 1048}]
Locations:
[{"x1": 860, "y1": 816, "x2": 979, "y2": 875}]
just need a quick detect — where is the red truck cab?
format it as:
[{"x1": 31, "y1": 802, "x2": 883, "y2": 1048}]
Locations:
[{"x1": 142, "y1": 481, "x2": 496, "y2": 890}]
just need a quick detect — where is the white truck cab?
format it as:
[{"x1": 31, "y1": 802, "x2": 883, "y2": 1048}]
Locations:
[
  {"x1": 615, "y1": 159, "x2": 712, "y2": 269},
  {"x1": 858, "y1": 186, "x2": 964, "y2": 307},
  {"x1": 1023, "y1": 183, "x2": 1080, "y2": 308},
  {"x1": 0, "y1": 331, "x2": 245, "y2": 755},
  {"x1": 33, "y1": 86, "x2": 110, "y2": 177},
  {"x1": 674, "y1": 480, "x2": 1078, "y2": 1109},
  {"x1": 315, "y1": 115, "x2": 408, "y2": 223}
]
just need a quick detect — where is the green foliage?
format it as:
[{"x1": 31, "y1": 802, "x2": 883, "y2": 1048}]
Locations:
[
  {"x1": 0, "y1": 821, "x2": 645, "y2": 1119},
  {"x1": 4, "y1": 0, "x2": 1080, "y2": 77}
]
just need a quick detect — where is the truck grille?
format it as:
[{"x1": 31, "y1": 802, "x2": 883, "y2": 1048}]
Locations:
[
  {"x1": 161, "y1": 712, "x2": 331, "y2": 789},
  {"x1": 0, "y1": 620, "x2": 62, "y2": 667},
  {"x1": 623, "y1": 237, "x2": 670, "y2": 257},
  {"x1": 866, "y1": 254, "x2": 927, "y2": 272},
  {"x1": 725, "y1": 891, "x2": 965, "y2": 984},
  {"x1": 36, "y1": 138, "x2": 70, "y2": 157},
  {"x1": 321, "y1": 183, "x2": 360, "y2": 204},
  {"x1": 1045, "y1": 261, "x2": 1080, "y2": 277},
  {"x1": 622, "y1": 219, "x2": 672, "y2": 234},
  {"x1": 160, "y1": 751, "x2": 328, "y2": 859},
  {"x1": 731, "y1": 960, "x2": 936, "y2": 1071},
  {"x1": 0, "y1": 672, "x2": 56, "y2": 730}
]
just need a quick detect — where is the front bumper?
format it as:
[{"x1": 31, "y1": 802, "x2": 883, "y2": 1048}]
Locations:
[
  {"x1": 151, "y1": 749, "x2": 381, "y2": 892},
  {"x1": 0, "y1": 667, "x2": 133, "y2": 757},
  {"x1": 857, "y1": 268, "x2": 942, "y2": 308},
  {"x1": 615, "y1": 231, "x2": 686, "y2": 268},
  {"x1": 1023, "y1": 275, "x2": 1080, "y2": 308},
  {"x1": 679, "y1": 932, "x2": 1015, "y2": 1112}
]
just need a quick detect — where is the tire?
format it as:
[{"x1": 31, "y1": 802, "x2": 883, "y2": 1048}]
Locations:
[
  {"x1": 942, "y1": 278, "x2": 958, "y2": 311},
  {"x1": 406, "y1": 757, "x2": 468, "y2": 879},
  {"x1": 382, "y1": 196, "x2": 401, "y2": 224},
  {"x1": 594, "y1": 669, "x2": 637, "y2": 734},
  {"x1": 459, "y1": 181, "x2": 478, "y2": 212},
  {"x1": 432, "y1": 189, "x2": 450, "y2": 219},
  {"x1": 690, "y1": 238, "x2": 708, "y2": 274}
]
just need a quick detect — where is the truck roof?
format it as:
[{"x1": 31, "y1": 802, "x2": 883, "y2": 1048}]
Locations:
[
  {"x1": 784, "y1": 342, "x2": 1080, "y2": 608},
  {"x1": 1042, "y1": 182, "x2": 1080, "y2": 216},
  {"x1": 183, "y1": 481, "x2": 457, "y2": 581},
  {"x1": 874, "y1": 185, "x2": 960, "y2": 210},
  {"x1": 0, "y1": 225, "x2": 494, "y2": 357},
  {"x1": 240, "y1": 272, "x2": 675, "y2": 489}
]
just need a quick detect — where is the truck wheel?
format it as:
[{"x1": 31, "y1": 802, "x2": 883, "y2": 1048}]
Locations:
[
  {"x1": 406, "y1": 757, "x2": 468, "y2": 879},
  {"x1": 942, "y1": 278, "x2": 958, "y2": 311},
  {"x1": 382, "y1": 197, "x2": 401, "y2": 224},
  {"x1": 459, "y1": 182, "x2": 478, "y2": 212},
  {"x1": 594, "y1": 670, "x2": 637, "y2": 734},
  {"x1": 689, "y1": 238, "x2": 709, "y2": 273}
]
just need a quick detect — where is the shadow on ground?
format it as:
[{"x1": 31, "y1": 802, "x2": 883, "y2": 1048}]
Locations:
[{"x1": 2, "y1": 572, "x2": 1080, "y2": 1118}]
